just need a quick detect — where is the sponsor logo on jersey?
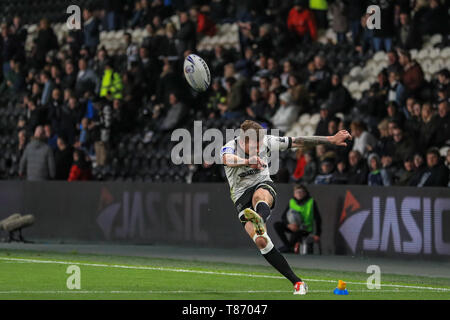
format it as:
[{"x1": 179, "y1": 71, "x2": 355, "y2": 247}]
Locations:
[
  {"x1": 238, "y1": 169, "x2": 261, "y2": 178},
  {"x1": 221, "y1": 147, "x2": 235, "y2": 155}
]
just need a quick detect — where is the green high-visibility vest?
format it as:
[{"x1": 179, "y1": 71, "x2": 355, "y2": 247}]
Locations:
[
  {"x1": 309, "y1": 0, "x2": 328, "y2": 10},
  {"x1": 100, "y1": 69, "x2": 123, "y2": 99},
  {"x1": 289, "y1": 198, "x2": 314, "y2": 232}
]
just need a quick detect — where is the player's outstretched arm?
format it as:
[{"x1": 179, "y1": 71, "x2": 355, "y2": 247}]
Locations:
[
  {"x1": 290, "y1": 130, "x2": 352, "y2": 149},
  {"x1": 222, "y1": 154, "x2": 265, "y2": 169}
]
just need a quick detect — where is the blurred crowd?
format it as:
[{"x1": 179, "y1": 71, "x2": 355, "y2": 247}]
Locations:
[{"x1": 1, "y1": 0, "x2": 449, "y2": 186}]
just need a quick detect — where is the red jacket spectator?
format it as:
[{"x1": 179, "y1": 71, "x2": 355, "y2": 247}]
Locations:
[
  {"x1": 402, "y1": 61, "x2": 424, "y2": 92},
  {"x1": 287, "y1": 7, "x2": 317, "y2": 41},
  {"x1": 67, "y1": 149, "x2": 92, "y2": 181},
  {"x1": 293, "y1": 153, "x2": 307, "y2": 180},
  {"x1": 197, "y1": 12, "x2": 217, "y2": 36},
  {"x1": 68, "y1": 164, "x2": 92, "y2": 181}
]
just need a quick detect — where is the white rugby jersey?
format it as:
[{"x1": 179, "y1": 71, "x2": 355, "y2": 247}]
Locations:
[{"x1": 220, "y1": 135, "x2": 292, "y2": 203}]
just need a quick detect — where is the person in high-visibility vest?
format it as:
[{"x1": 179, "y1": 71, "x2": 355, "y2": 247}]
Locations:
[
  {"x1": 274, "y1": 184, "x2": 322, "y2": 254},
  {"x1": 99, "y1": 59, "x2": 123, "y2": 100},
  {"x1": 309, "y1": 0, "x2": 328, "y2": 30}
]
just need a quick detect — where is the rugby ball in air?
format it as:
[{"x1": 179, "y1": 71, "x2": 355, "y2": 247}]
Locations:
[{"x1": 183, "y1": 54, "x2": 211, "y2": 92}]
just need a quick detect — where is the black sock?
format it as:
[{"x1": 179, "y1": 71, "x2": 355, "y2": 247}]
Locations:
[
  {"x1": 263, "y1": 247, "x2": 302, "y2": 285},
  {"x1": 255, "y1": 201, "x2": 271, "y2": 223}
]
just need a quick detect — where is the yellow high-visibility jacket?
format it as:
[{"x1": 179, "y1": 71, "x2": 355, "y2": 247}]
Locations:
[
  {"x1": 310, "y1": 0, "x2": 328, "y2": 10},
  {"x1": 100, "y1": 68, "x2": 123, "y2": 99}
]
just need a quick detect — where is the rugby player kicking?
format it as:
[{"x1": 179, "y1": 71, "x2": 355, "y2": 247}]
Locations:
[{"x1": 221, "y1": 120, "x2": 352, "y2": 295}]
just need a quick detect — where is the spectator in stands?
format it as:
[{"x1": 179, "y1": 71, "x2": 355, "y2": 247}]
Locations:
[
  {"x1": 422, "y1": 0, "x2": 449, "y2": 36},
  {"x1": 54, "y1": 136, "x2": 73, "y2": 180},
  {"x1": 329, "y1": 0, "x2": 348, "y2": 43},
  {"x1": 99, "y1": 60, "x2": 123, "y2": 100},
  {"x1": 177, "y1": 11, "x2": 197, "y2": 57},
  {"x1": 408, "y1": 152, "x2": 427, "y2": 186},
  {"x1": 258, "y1": 76, "x2": 271, "y2": 102},
  {"x1": 280, "y1": 60, "x2": 295, "y2": 88},
  {"x1": 367, "y1": 153, "x2": 392, "y2": 186},
  {"x1": 371, "y1": 119, "x2": 393, "y2": 156},
  {"x1": 124, "y1": 33, "x2": 139, "y2": 69},
  {"x1": 436, "y1": 69, "x2": 449, "y2": 99},
  {"x1": 391, "y1": 126, "x2": 415, "y2": 166},
  {"x1": 288, "y1": 74, "x2": 309, "y2": 112},
  {"x1": 404, "y1": 99, "x2": 422, "y2": 139},
  {"x1": 398, "y1": 49, "x2": 425, "y2": 95},
  {"x1": 75, "y1": 58, "x2": 99, "y2": 97},
  {"x1": 16, "y1": 129, "x2": 27, "y2": 161},
  {"x1": 224, "y1": 76, "x2": 247, "y2": 119},
  {"x1": 61, "y1": 60, "x2": 77, "y2": 90},
  {"x1": 78, "y1": 117, "x2": 93, "y2": 153},
  {"x1": 44, "y1": 124, "x2": 57, "y2": 151},
  {"x1": 246, "y1": 87, "x2": 266, "y2": 121},
  {"x1": 386, "y1": 50, "x2": 403, "y2": 75},
  {"x1": 347, "y1": 150, "x2": 369, "y2": 184},
  {"x1": 356, "y1": 13, "x2": 374, "y2": 53},
  {"x1": 332, "y1": 158, "x2": 349, "y2": 184},
  {"x1": 414, "y1": 148, "x2": 449, "y2": 187},
  {"x1": 47, "y1": 88, "x2": 64, "y2": 133},
  {"x1": 0, "y1": 23, "x2": 18, "y2": 75},
  {"x1": 40, "y1": 71, "x2": 55, "y2": 107},
  {"x1": 105, "y1": 0, "x2": 125, "y2": 31},
  {"x1": 210, "y1": 45, "x2": 230, "y2": 78},
  {"x1": 254, "y1": 25, "x2": 275, "y2": 57},
  {"x1": 271, "y1": 91, "x2": 299, "y2": 133},
  {"x1": 264, "y1": 92, "x2": 280, "y2": 122},
  {"x1": 385, "y1": 101, "x2": 405, "y2": 127},
  {"x1": 328, "y1": 118, "x2": 339, "y2": 136},
  {"x1": 60, "y1": 96, "x2": 83, "y2": 146},
  {"x1": 310, "y1": 0, "x2": 329, "y2": 30},
  {"x1": 129, "y1": 0, "x2": 144, "y2": 28},
  {"x1": 206, "y1": 78, "x2": 227, "y2": 118},
  {"x1": 24, "y1": 97, "x2": 42, "y2": 136},
  {"x1": 34, "y1": 19, "x2": 58, "y2": 69},
  {"x1": 395, "y1": 156, "x2": 416, "y2": 186},
  {"x1": 298, "y1": 151, "x2": 317, "y2": 184},
  {"x1": 274, "y1": 184, "x2": 322, "y2": 254},
  {"x1": 287, "y1": 0, "x2": 318, "y2": 44},
  {"x1": 435, "y1": 100, "x2": 450, "y2": 147},
  {"x1": 396, "y1": 10, "x2": 421, "y2": 50},
  {"x1": 19, "y1": 126, "x2": 56, "y2": 181},
  {"x1": 68, "y1": 149, "x2": 92, "y2": 181},
  {"x1": 326, "y1": 73, "x2": 353, "y2": 115},
  {"x1": 314, "y1": 158, "x2": 335, "y2": 185},
  {"x1": 308, "y1": 55, "x2": 332, "y2": 101},
  {"x1": 190, "y1": 6, "x2": 217, "y2": 37},
  {"x1": 160, "y1": 92, "x2": 187, "y2": 131},
  {"x1": 418, "y1": 102, "x2": 439, "y2": 150},
  {"x1": 291, "y1": 149, "x2": 306, "y2": 182},
  {"x1": 371, "y1": 0, "x2": 395, "y2": 52},
  {"x1": 315, "y1": 104, "x2": 332, "y2": 136},
  {"x1": 83, "y1": 8, "x2": 100, "y2": 55},
  {"x1": 11, "y1": 15, "x2": 27, "y2": 51},
  {"x1": 387, "y1": 71, "x2": 405, "y2": 109},
  {"x1": 350, "y1": 121, "x2": 377, "y2": 158},
  {"x1": 347, "y1": 0, "x2": 367, "y2": 44},
  {"x1": 445, "y1": 149, "x2": 450, "y2": 171},
  {"x1": 0, "y1": 59, "x2": 25, "y2": 97}
]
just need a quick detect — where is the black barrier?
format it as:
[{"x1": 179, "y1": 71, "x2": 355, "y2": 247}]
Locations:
[{"x1": 0, "y1": 182, "x2": 448, "y2": 260}]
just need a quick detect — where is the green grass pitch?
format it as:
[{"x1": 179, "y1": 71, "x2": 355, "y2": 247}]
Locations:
[{"x1": 0, "y1": 249, "x2": 449, "y2": 300}]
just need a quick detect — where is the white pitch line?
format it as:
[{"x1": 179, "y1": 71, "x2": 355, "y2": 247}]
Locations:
[
  {"x1": 0, "y1": 289, "x2": 432, "y2": 294},
  {"x1": 1, "y1": 257, "x2": 449, "y2": 292}
]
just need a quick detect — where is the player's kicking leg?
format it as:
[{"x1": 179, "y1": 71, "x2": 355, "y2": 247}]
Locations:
[{"x1": 244, "y1": 188, "x2": 308, "y2": 295}]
